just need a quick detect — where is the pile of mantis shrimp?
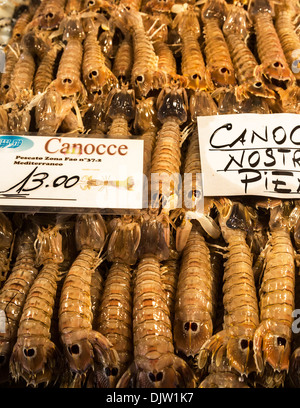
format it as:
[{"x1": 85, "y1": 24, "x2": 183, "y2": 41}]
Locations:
[
  {"x1": 0, "y1": 0, "x2": 300, "y2": 389},
  {"x1": 0, "y1": 197, "x2": 300, "y2": 389}
]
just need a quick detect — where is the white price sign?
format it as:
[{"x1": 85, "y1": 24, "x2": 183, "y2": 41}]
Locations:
[
  {"x1": 0, "y1": 135, "x2": 144, "y2": 210},
  {"x1": 198, "y1": 113, "x2": 300, "y2": 198}
]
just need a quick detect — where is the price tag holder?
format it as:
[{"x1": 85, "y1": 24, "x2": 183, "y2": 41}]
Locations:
[
  {"x1": 0, "y1": 134, "x2": 144, "y2": 212},
  {"x1": 198, "y1": 113, "x2": 300, "y2": 198}
]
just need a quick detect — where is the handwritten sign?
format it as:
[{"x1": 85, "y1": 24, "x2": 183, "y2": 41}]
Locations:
[
  {"x1": 0, "y1": 135, "x2": 144, "y2": 211},
  {"x1": 198, "y1": 113, "x2": 300, "y2": 198}
]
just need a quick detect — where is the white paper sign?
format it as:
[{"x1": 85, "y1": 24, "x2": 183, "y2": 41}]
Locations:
[
  {"x1": 198, "y1": 113, "x2": 300, "y2": 198},
  {"x1": 0, "y1": 135, "x2": 144, "y2": 210}
]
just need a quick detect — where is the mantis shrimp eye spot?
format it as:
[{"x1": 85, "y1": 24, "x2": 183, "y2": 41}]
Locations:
[
  {"x1": 192, "y1": 73, "x2": 201, "y2": 80},
  {"x1": 63, "y1": 78, "x2": 73, "y2": 84},
  {"x1": 148, "y1": 372, "x2": 163, "y2": 382},
  {"x1": 156, "y1": 372, "x2": 163, "y2": 381},
  {"x1": 240, "y1": 339, "x2": 253, "y2": 350},
  {"x1": 68, "y1": 344, "x2": 80, "y2": 355},
  {"x1": 118, "y1": 75, "x2": 126, "y2": 83},
  {"x1": 88, "y1": 0, "x2": 95, "y2": 5},
  {"x1": 220, "y1": 67, "x2": 230, "y2": 74},
  {"x1": 273, "y1": 61, "x2": 283, "y2": 68},
  {"x1": 89, "y1": 70, "x2": 98, "y2": 79},
  {"x1": 184, "y1": 322, "x2": 198, "y2": 332},
  {"x1": 92, "y1": 89, "x2": 102, "y2": 96},
  {"x1": 136, "y1": 75, "x2": 144, "y2": 84},
  {"x1": 191, "y1": 322, "x2": 198, "y2": 332},
  {"x1": 3, "y1": 84, "x2": 9, "y2": 90},
  {"x1": 23, "y1": 348, "x2": 35, "y2": 358},
  {"x1": 277, "y1": 337, "x2": 286, "y2": 347},
  {"x1": 254, "y1": 82, "x2": 262, "y2": 88},
  {"x1": 149, "y1": 372, "x2": 156, "y2": 382},
  {"x1": 240, "y1": 339, "x2": 248, "y2": 349},
  {"x1": 0, "y1": 355, "x2": 6, "y2": 365},
  {"x1": 45, "y1": 12, "x2": 54, "y2": 20},
  {"x1": 105, "y1": 367, "x2": 111, "y2": 376},
  {"x1": 111, "y1": 367, "x2": 118, "y2": 376}
]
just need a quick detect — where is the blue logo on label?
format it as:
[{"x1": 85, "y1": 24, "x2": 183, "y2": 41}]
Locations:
[{"x1": 0, "y1": 136, "x2": 34, "y2": 152}]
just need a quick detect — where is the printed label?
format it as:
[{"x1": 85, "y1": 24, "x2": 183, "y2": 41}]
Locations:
[{"x1": 0, "y1": 135, "x2": 144, "y2": 210}]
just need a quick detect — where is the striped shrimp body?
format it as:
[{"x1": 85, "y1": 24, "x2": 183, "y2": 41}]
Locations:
[
  {"x1": 94, "y1": 262, "x2": 133, "y2": 387},
  {"x1": 59, "y1": 214, "x2": 118, "y2": 382},
  {"x1": 106, "y1": 85, "x2": 135, "y2": 139},
  {"x1": 160, "y1": 255, "x2": 179, "y2": 325},
  {"x1": 117, "y1": 212, "x2": 196, "y2": 388},
  {"x1": 173, "y1": 6, "x2": 209, "y2": 91},
  {"x1": 5, "y1": 46, "x2": 35, "y2": 105},
  {"x1": 253, "y1": 200, "x2": 296, "y2": 386},
  {"x1": 90, "y1": 269, "x2": 104, "y2": 327},
  {"x1": 248, "y1": 0, "x2": 295, "y2": 90},
  {"x1": 0, "y1": 107, "x2": 8, "y2": 132},
  {"x1": 150, "y1": 86, "x2": 188, "y2": 204},
  {"x1": 141, "y1": 12, "x2": 181, "y2": 88},
  {"x1": 198, "y1": 198, "x2": 259, "y2": 378},
  {"x1": 0, "y1": 218, "x2": 38, "y2": 383},
  {"x1": 34, "y1": 41, "x2": 63, "y2": 94},
  {"x1": 177, "y1": 91, "x2": 220, "y2": 252},
  {"x1": 0, "y1": 213, "x2": 13, "y2": 285},
  {"x1": 125, "y1": 7, "x2": 159, "y2": 97},
  {"x1": 93, "y1": 214, "x2": 141, "y2": 387},
  {"x1": 82, "y1": 24, "x2": 117, "y2": 101},
  {"x1": 153, "y1": 40, "x2": 181, "y2": 88},
  {"x1": 223, "y1": 3, "x2": 275, "y2": 101},
  {"x1": 274, "y1": 0, "x2": 300, "y2": 81},
  {"x1": 134, "y1": 97, "x2": 159, "y2": 183},
  {"x1": 9, "y1": 224, "x2": 66, "y2": 387},
  {"x1": 0, "y1": 42, "x2": 20, "y2": 98},
  {"x1": 174, "y1": 111, "x2": 220, "y2": 359},
  {"x1": 202, "y1": 0, "x2": 236, "y2": 87},
  {"x1": 52, "y1": 38, "x2": 86, "y2": 103},
  {"x1": 201, "y1": 0, "x2": 236, "y2": 88},
  {"x1": 287, "y1": 200, "x2": 300, "y2": 387},
  {"x1": 10, "y1": 8, "x2": 34, "y2": 43},
  {"x1": 174, "y1": 226, "x2": 218, "y2": 359},
  {"x1": 112, "y1": 36, "x2": 133, "y2": 86}
]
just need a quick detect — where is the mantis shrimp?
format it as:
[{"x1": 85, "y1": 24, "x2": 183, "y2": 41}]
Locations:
[{"x1": 58, "y1": 213, "x2": 118, "y2": 385}]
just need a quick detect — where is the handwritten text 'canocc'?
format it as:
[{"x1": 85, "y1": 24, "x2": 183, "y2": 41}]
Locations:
[{"x1": 198, "y1": 113, "x2": 300, "y2": 198}]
